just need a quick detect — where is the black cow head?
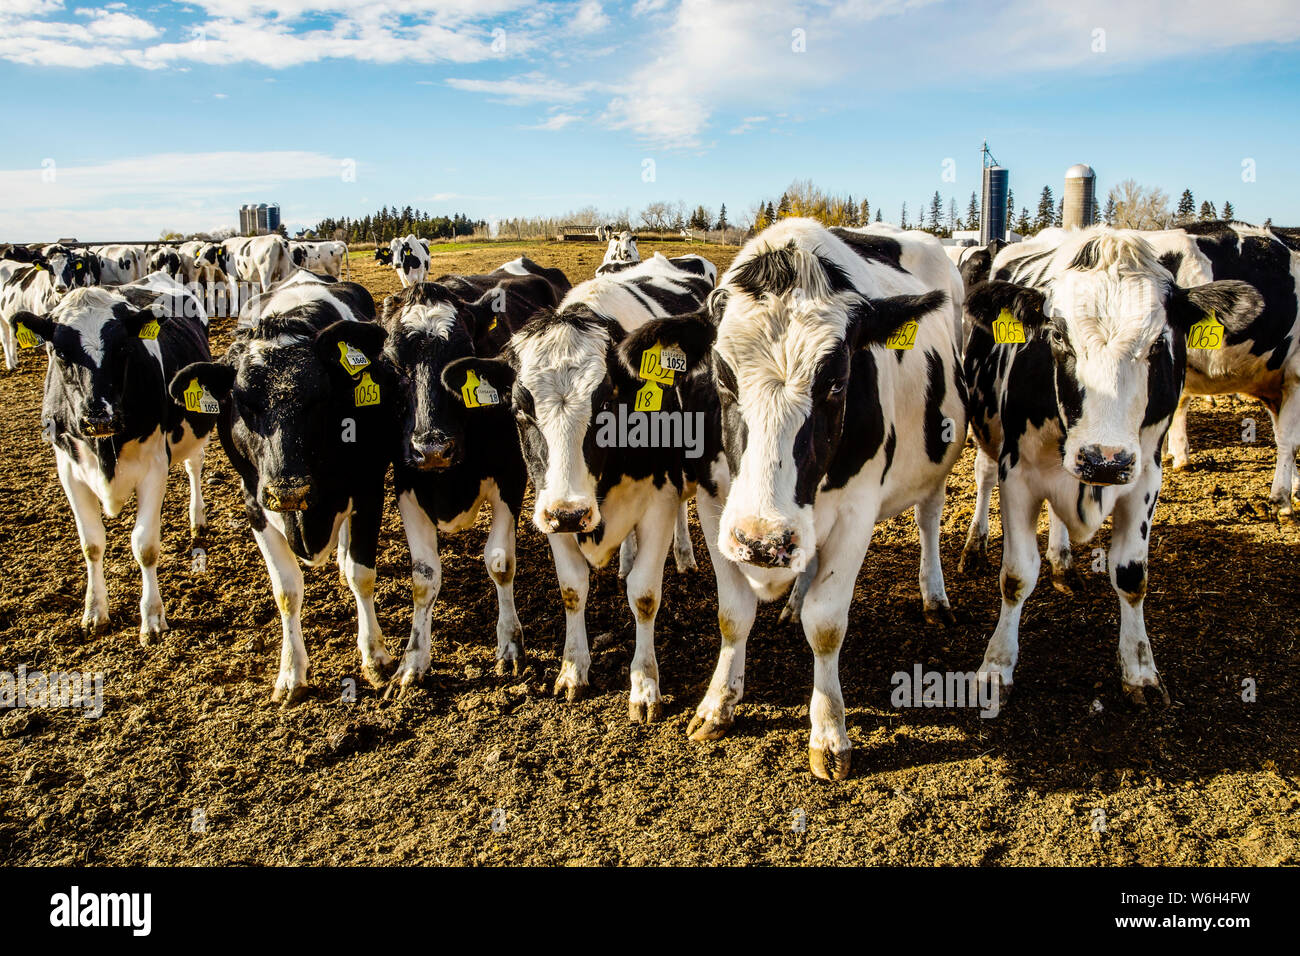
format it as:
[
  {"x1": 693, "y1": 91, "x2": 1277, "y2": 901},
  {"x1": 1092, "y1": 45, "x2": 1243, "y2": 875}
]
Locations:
[{"x1": 374, "y1": 247, "x2": 393, "y2": 265}]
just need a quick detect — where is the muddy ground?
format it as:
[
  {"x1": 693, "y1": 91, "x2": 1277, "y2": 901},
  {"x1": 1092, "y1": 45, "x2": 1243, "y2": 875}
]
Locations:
[{"x1": 1, "y1": 240, "x2": 1297, "y2": 865}]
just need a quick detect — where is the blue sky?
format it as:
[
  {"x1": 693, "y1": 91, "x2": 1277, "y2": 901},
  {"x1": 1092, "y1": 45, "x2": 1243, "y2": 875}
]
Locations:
[{"x1": 1, "y1": 0, "x2": 1298, "y2": 240}]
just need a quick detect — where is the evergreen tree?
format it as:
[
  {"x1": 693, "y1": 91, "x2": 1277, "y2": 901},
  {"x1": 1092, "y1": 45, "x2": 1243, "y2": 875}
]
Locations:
[
  {"x1": 777, "y1": 193, "x2": 791, "y2": 217},
  {"x1": 874, "y1": 209, "x2": 882, "y2": 223},
  {"x1": 1055, "y1": 197, "x2": 1063, "y2": 227},
  {"x1": 1222, "y1": 200, "x2": 1235, "y2": 220},
  {"x1": 1035, "y1": 186, "x2": 1055, "y2": 232},
  {"x1": 1016, "y1": 207, "x2": 1031, "y2": 235},
  {"x1": 928, "y1": 191, "x2": 943, "y2": 233},
  {"x1": 715, "y1": 203, "x2": 728, "y2": 231},
  {"x1": 1005, "y1": 187, "x2": 1015, "y2": 232},
  {"x1": 1176, "y1": 189, "x2": 1195, "y2": 222},
  {"x1": 900, "y1": 202, "x2": 908, "y2": 229},
  {"x1": 1199, "y1": 200, "x2": 1217, "y2": 220},
  {"x1": 844, "y1": 195, "x2": 855, "y2": 226},
  {"x1": 966, "y1": 191, "x2": 979, "y2": 231},
  {"x1": 1103, "y1": 195, "x2": 1117, "y2": 225},
  {"x1": 860, "y1": 198, "x2": 870, "y2": 225},
  {"x1": 765, "y1": 201, "x2": 776, "y2": 223}
]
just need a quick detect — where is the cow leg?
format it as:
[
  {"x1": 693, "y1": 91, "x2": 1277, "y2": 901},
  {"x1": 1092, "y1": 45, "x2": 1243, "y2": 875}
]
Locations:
[
  {"x1": 625, "y1": 494, "x2": 676, "y2": 722},
  {"x1": 57, "y1": 456, "x2": 109, "y2": 634},
  {"x1": 1046, "y1": 505, "x2": 1080, "y2": 595},
  {"x1": 132, "y1": 459, "x2": 169, "y2": 645},
  {"x1": 778, "y1": 556, "x2": 817, "y2": 624},
  {"x1": 916, "y1": 486, "x2": 954, "y2": 623},
  {"x1": 1166, "y1": 392, "x2": 1192, "y2": 470},
  {"x1": 672, "y1": 500, "x2": 696, "y2": 573},
  {"x1": 800, "y1": 510, "x2": 876, "y2": 781},
  {"x1": 1266, "y1": 379, "x2": 1300, "y2": 515},
  {"x1": 0, "y1": 317, "x2": 16, "y2": 371},
  {"x1": 549, "y1": 533, "x2": 591, "y2": 701},
  {"x1": 618, "y1": 530, "x2": 637, "y2": 580},
  {"x1": 688, "y1": 480, "x2": 757, "y2": 740},
  {"x1": 1111, "y1": 475, "x2": 1169, "y2": 705},
  {"x1": 252, "y1": 523, "x2": 309, "y2": 704},
  {"x1": 976, "y1": 478, "x2": 1043, "y2": 700},
  {"x1": 183, "y1": 445, "x2": 208, "y2": 560},
  {"x1": 343, "y1": 504, "x2": 393, "y2": 688},
  {"x1": 960, "y1": 448, "x2": 998, "y2": 573},
  {"x1": 392, "y1": 490, "x2": 440, "y2": 691},
  {"x1": 485, "y1": 485, "x2": 525, "y2": 676}
]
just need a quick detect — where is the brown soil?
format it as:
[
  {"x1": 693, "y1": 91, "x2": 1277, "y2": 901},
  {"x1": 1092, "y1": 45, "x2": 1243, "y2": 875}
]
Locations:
[{"x1": 1, "y1": 241, "x2": 1297, "y2": 866}]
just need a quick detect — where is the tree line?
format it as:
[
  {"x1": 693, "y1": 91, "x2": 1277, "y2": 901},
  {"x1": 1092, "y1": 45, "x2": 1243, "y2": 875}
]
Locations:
[{"x1": 309, "y1": 206, "x2": 487, "y2": 243}]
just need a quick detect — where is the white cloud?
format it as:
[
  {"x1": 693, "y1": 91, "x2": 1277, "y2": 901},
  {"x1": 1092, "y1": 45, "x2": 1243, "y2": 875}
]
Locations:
[
  {"x1": 526, "y1": 111, "x2": 581, "y2": 130},
  {"x1": 631, "y1": 0, "x2": 669, "y2": 14},
  {"x1": 571, "y1": 0, "x2": 608, "y2": 34},
  {"x1": 446, "y1": 72, "x2": 599, "y2": 104},
  {"x1": 729, "y1": 115, "x2": 768, "y2": 135}
]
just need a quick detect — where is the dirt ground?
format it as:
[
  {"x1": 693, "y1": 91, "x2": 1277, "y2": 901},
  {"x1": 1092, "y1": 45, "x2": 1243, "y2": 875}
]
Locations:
[{"x1": 1, "y1": 240, "x2": 1297, "y2": 866}]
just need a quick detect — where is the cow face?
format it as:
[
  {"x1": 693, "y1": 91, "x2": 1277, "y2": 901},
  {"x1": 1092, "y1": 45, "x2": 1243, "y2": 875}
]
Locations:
[
  {"x1": 196, "y1": 243, "x2": 229, "y2": 277},
  {"x1": 382, "y1": 284, "x2": 485, "y2": 471},
  {"x1": 711, "y1": 252, "x2": 947, "y2": 580},
  {"x1": 967, "y1": 249, "x2": 1263, "y2": 486},
  {"x1": 174, "y1": 320, "x2": 388, "y2": 513},
  {"x1": 374, "y1": 247, "x2": 394, "y2": 266},
  {"x1": 43, "y1": 247, "x2": 96, "y2": 292},
  {"x1": 12, "y1": 291, "x2": 166, "y2": 440}
]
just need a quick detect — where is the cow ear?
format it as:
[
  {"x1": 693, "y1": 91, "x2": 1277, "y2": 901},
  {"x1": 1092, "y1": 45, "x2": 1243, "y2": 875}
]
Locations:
[
  {"x1": 849, "y1": 289, "x2": 950, "y2": 348},
  {"x1": 314, "y1": 319, "x2": 387, "y2": 370},
  {"x1": 706, "y1": 287, "x2": 730, "y2": 326},
  {"x1": 1167, "y1": 279, "x2": 1264, "y2": 335},
  {"x1": 8, "y1": 310, "x2": 56, "y2": 349},
  {"x1": 443, "y1": 356, "x2": 515, "y2": 408},
  {"x1": 963, "y1": 280, "x2": 1047, "y2": 334},
  {"x1": 168, "y1": 362, "x2": 235, "y2": 411},
  {"x1": 617, "y1": 313, "x2": 716, "y2": 380},
  {"x1": 114, "y1": 305, "x2": 166, "y2": 338}
]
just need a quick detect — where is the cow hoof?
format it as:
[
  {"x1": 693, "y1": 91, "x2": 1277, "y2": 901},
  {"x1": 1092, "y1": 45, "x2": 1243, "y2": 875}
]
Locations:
[
  {"x1": 360, "y1": 661, "x2": 392, "y2": 690},
  {"x1": 777, "y1": 603, "x2": 801, "y2": 625},
  {"x1": 977, "y1": 670, "x2": 1013, "y2": 708},
  {"x1": 674, "y1": 552, "x2": 698, "y2": 575},
  {"x1": 272, "y1": 683, "x2": 310, "y2": 707},
  {"x1": 495, "y1": 656, "x2": 525, "y2": 678},
  {"x1": 1050, "y1": 567, "x2": 1084, "y2": 597},
  {"x1": 629, "y1": 699, "x2": 665, "y2": 723},
  {"x1": 687, "y1": 714, "x2": 733, "y2": 741},
  {"x1": 554, "y1": 679, "x2": 588, "y2": 703},
  {"x1": 922, "y1": 602, "x2": 956, "y2": 626},
  {"x1": 809, "y1": 745, "x2": 852, "y2": 781},
  {"x1": 958, "y1": 545, "x2": 990, "y2": 575},
  {"x1": 81, "y1": 616, "x2": 110, "y2": 637},
  {"x1": 139, "y1": 627, "x2": 164, "y2": 648},
  {"x1": 1123, "y1": 679, "x2": 1171, "y2": 708}
]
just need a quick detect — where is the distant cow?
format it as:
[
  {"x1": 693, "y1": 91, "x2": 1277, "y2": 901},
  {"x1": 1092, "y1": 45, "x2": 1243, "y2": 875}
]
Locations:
[
  {"x1": 0, "y1": 260, "x2": 63, "y2": 369},
  {"x1": 962, "y1": 228, "x2": 1263, "y2": 706},
  {"x1": 379, "y1": 266, "x2": 566, "y2": 689},
  {"x1": 0, "y1": 244, "x2": 46, "y2": 266},
  {"x1": 146, "y1": 247, "x2": 195, "y2": 283},
  {"x1": 170, "y1": 279, "x2": 398, "y2": 703},
  {"x1": 290, "y1": 240, "x2": 347, "y2": 278},
  {"x1": 374, "y1": 247, "x2": 394, "y2": 266},
  {"x1": 224, "y1": 235, "x2": 293, "y2": 303},
  {"x1": 1143, "y1": 221, "x2": 1300, "y2": 513},
  {"x1": 40, "y1": 245, "x2": 99, "y2": 292},
  {"x1": 596, "y1": 231, "x2": 639, "y2": 275},
  {"x1": 8, "y1": 277, "x2": 214, "y2": 642},
  {"x1": 389, "y1": 235, "x2": 430, "y2": 288},
  {"x1": 447, "y1": 253, "x2": 717, "y2": 720},
  {"x1": 694, "y1": 219, "x2": 968, "y2": 779},
  {"x1": 95, "y1": 245, "x2": 142, "y2": 285}
]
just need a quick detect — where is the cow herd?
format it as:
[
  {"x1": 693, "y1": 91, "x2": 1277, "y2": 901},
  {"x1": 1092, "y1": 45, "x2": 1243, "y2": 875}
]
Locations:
[{"x1": 2, "y1": 217, "x2": 1296, "y2": 780}]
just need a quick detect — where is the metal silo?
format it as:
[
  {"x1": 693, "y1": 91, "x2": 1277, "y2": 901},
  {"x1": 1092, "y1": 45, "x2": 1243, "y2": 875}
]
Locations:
[
  {"x1": 981, "y1": 165, "x2": 1008, "y2": 245},
  {"x1": 1063, "y1": 164, "x2": 1096, "y2": 229}
]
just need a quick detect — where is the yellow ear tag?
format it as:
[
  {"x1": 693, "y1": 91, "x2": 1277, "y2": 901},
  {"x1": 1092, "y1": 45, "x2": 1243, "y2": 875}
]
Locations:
[
  {"x1": 15, "y1": 321, "x2": 41, "y2": 349},
  {"x1": 993, "y1": 308, "x2": 1026, "y2": 345},
  {"x1": 183, "y1": 378, "x2": 220, "y2": 414},
  {"x1": 1188, "y1": 309, "x2": 1225, "y2": 350},
  {"x1": 886, "y1": 319, "x2": 918, "y2": 350},
  {"x1": 635, "y1": 381, "x2": 663, "y2": 411},
  {"x1": 461, "y1": 369, "x2": 499, "y2": 408},
  {"x1": 338, "y1": 341, "x2": 370, "y2": 375},
  {"x1": 488, "y1": 316, "x2": 498, "y2": 331},
  {"x1": 75, "y1": 262, "x2": 83, "y2": 271},
  {"x1": 354, "y1": 371, "x2": 381, "y2": 407},
  {"x1": 138, "y1": 319, "x2": 160, "y2": 340},
  {"x1": 639, "y1": 341, "x2": 685, "y2": 385}
]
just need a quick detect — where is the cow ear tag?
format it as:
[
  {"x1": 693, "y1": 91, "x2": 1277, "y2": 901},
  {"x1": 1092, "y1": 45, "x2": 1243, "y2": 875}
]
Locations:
[
  {"x1": 886, "y1": 319, "x2": 919, "y2": 350},
  {"x1": 488, "y1": 316, "x2": 498, "y2": 331},
  {"x1": 635, "y1": 381, "x2": 663, "y2": 412},
  {"x1": 338, "y1": 341, "x2": 370, "y2": 375},
  {"x1": 461, "y1": 369, "x2": 499, "y2": 408},
  {"x1": 992, "y1": 308, "x2": 1026, "y2": 345},
  {"x1": 15, "y1": 320, "x2": 42, "y2": 349},
  {"x1": 183, "y1": 378, "x2": 220, "y2": 415},
  {"x1": 1189, "y1": 309, "x2": 1225, "y2": 350},
  {"x1": 639, "y1": 341, "x2": 684, "y2": 385},
  {"x1": 354, "y1": 371, "x2": 381, "y2": 408},
  {"x1": 138, "y1": 319, "x2": 160, "y2": 340}
]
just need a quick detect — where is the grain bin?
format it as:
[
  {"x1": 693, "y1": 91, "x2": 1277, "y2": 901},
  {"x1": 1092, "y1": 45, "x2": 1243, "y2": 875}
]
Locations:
[
  {"x1": 1063, "y1": 164, "x2": 1096, "y2": 229},
  {"x1": 980, "y1": 165, "x2": 1008, "y2": 245}
]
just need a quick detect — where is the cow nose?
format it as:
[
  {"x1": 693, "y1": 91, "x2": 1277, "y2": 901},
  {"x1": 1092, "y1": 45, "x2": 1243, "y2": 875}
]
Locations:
[
  {"x1": 731, "y1": 526, "x2": 798, "y2": 568},
  {"x1": 542, "y1": 504, "x2": 595, "y2": 534},
  {"x1": 80, "y1": 413, "x2": 117, "y2": 438},
  {"x1": 1075, "y1": 445, "x2": 1137, "y2": 485},
  {"x1": 262, "y1": 481, "x2": 312, "y2": 512},
  {"x1": 407, "y1": 435, "x2": 459, "y2": 471}
]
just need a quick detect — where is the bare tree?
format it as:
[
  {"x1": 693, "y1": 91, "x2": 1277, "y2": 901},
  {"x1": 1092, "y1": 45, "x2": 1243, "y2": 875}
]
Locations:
[
  {"x1": 1107, "y1": 179, "x2": 1172, "y2": 230},
  {"x1": 639, "y1": 201, "x2": 673, "y2": 230}
]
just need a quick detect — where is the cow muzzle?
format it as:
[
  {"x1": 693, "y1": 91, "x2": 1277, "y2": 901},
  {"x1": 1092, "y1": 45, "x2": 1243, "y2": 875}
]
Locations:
[
  {"x1": 1072, "y1": 445, "x2": 1137, "y2": 485},
  {"x1": 540, "y1": 500, "x2": 598, "y2": 534},
  {"x1": 730, "y1": 525, "x2": 803, "y2": 570},
  {"x1": 79, "y1": 414, "x2": 118, "y2": 439},
  {"x1": 262, "y1": 481, "x2": 312, "y2": 512},
  {"x1": 406, "y1": 435, "x2": 460, "y2": 471}
]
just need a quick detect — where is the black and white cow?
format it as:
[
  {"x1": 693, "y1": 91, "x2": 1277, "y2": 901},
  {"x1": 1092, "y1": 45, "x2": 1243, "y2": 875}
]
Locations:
[
  {"x1": 692, "y1": 218, "x2": 968, "y2": 779},
  {"x1": 39, "y1": 244, "x2": 100, "y2": 293},
  {"x1": 169, "y1": 279, "x2": 398, "y2": 703},
  {"x1": 1141, "y1": 221, "x2": 1300, "y2": 513},
  {"x1": 374, "y1": 247, "x2": 394, "y2": 266},
  {"x1": 389, "y1": 235, "x2": 431, "y2": 288},
  {"x1": 95, "y1": 245, "x2": 142, "y2": 285},
  {"x1": 0, "y1": 244, "x2": 47, "y2": 266},
  {"x1": 1, "y1": 259, "x2": 65, "y2": 369},
  {"x1": 379, "y1": 265, "x2": 567, "y2": 690},
  {"x1": 146, "y1": 247, "x2": 195, "y2": 283},
  {"x1": 8, "y1": 277, "x2": 214, "y2": 642},
  {"x1": 224, "y1": 234, "x2": 293, "y2": 302},
  {"x1": 445, "y1": 253, "x2": 717, "y2": 719},
  {"x1": 290, "y1": 240, "x2": 348, "y2": 279},
  {"x1": 596, "y1": 231, "x2": 640, "y2": 275},
  {"x1": 961, "y1": 227, "x2": 1263, "y2": 706}
]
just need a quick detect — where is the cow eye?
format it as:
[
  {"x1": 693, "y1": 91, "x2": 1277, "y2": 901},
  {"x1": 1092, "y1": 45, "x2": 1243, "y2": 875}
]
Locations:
[{"x1": 829, "y1": 381, "x2": 845, "y2": 397}]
